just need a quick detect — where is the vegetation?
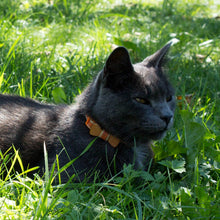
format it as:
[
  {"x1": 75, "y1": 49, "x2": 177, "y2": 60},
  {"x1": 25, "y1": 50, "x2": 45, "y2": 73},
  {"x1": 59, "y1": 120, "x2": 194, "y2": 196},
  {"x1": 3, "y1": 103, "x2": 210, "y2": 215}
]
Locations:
[{"x1": 0, "y1": 0, "x2": 219, "y2": 219}]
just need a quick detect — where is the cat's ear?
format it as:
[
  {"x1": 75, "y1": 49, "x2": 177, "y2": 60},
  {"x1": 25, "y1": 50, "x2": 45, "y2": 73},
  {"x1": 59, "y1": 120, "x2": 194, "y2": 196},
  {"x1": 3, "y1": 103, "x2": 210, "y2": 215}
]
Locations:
[
  {"x1": 142, "y1": 42, "x2": 172, "y2": 68},
  {"x1": 104, "y1": 47, "x2": 133, "y2": 75},
  {"x1": 102, "y1": 47, "x2": 134, "y2": 89}
]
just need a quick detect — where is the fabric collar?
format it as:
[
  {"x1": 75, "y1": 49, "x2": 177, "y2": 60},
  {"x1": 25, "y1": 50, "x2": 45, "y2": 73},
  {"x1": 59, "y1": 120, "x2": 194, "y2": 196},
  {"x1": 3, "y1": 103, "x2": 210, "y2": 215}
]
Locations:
[{"x1": 85, "y1": 116, "x2": 120, "y2": 148}]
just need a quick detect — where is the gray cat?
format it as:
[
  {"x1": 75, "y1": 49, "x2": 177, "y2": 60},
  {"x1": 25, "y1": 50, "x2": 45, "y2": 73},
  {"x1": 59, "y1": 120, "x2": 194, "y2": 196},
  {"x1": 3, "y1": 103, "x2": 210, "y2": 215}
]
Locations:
[{"x1": 0, "y1": 42, "x2": 175, "y2": 183}]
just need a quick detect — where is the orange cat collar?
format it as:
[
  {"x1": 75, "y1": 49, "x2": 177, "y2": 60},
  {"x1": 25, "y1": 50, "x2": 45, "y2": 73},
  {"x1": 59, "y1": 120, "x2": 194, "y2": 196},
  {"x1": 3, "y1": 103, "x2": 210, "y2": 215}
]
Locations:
[{"x1": 85, "y1": 116, "x2": 120, "y2": 148}]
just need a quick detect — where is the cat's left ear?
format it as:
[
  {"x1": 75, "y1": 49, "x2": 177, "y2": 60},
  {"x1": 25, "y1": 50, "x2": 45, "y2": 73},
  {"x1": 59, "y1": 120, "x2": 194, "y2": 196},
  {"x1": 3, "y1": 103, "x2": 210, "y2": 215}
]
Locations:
[{"x1": 142, "y1": 41, "x2": 172, "y2": 68}]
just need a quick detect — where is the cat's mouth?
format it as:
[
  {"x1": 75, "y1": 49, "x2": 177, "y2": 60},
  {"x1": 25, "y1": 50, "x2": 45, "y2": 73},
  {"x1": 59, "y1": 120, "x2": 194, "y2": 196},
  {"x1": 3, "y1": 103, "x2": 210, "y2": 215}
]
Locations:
[
  {"x1": 139, "y1": 118, "x2": 173, "y2": 140},
  {"x1": 149, "y1": 129, "x2": 168, "y2": 140},
  {"x1": 134, "y1": 127, "x2": 168, "y2": 142}
]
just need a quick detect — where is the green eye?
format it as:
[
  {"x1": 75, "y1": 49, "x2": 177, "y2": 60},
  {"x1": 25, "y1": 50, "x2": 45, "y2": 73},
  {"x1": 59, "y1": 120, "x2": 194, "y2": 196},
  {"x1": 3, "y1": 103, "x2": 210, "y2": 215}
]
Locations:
[
  {"x1": 166, "y1": 95, "x2": 172, "y2": 102},
  {"x1": 135, "y1": 97, "x2": 150, "y2": 105}
]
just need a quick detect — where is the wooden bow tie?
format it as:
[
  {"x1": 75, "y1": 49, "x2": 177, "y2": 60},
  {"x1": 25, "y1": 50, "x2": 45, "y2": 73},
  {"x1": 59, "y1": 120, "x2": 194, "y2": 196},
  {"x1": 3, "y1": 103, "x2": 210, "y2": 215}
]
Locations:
[{"x1": 85, "y1": 116, "x2": 120, "y2": 148}]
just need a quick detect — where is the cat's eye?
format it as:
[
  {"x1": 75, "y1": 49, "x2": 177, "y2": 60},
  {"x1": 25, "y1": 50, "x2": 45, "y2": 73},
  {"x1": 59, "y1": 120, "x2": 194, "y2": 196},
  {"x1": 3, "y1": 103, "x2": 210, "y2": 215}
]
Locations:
[
  {"x1": 166, "y1": 95, "x2": 172, "y2": 102},
  {"x1": 135, "y1": 97, "x2": 150, "y2": 105}
]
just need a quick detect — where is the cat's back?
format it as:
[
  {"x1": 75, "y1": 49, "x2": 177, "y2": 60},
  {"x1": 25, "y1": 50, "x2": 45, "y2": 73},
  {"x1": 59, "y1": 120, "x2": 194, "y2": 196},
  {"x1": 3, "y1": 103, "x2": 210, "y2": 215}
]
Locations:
[
  {"x1": 0, "y1": 94, "x2": 66, "y2": 152},
  {"x1": 0, "y1": 94, "x2": 61, "y2": 127},
  {"x1": 0, "y1": 93, "x2": 84, "y2": 172},
  {"x1": 0, "y1": 94, "x2": 53, "y2": 108}
]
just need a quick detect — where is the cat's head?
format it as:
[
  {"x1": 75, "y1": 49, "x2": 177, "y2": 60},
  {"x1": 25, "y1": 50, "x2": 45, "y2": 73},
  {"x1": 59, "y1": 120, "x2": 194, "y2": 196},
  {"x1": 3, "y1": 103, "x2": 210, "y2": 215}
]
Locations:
[{"x1": 90, "y1": 42, "x2": 175, "y2": 144}]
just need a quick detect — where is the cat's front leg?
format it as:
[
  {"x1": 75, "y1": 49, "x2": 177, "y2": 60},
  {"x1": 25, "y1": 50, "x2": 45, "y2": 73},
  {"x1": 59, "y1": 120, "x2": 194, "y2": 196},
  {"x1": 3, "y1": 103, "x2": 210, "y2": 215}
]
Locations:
[{"x1": 133, "y1": 143, "x2": 154, "y2": 171}]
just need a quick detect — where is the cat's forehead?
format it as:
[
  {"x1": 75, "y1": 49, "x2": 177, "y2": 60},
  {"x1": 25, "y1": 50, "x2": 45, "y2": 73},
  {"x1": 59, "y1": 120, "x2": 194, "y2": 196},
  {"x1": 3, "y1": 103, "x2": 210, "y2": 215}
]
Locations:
[
  {"x1": 133, "y1": 64, "x2": 160, "y2": 84},
  {"x1": 133, "y1": 63, "x2": 172, "y2": 96}
]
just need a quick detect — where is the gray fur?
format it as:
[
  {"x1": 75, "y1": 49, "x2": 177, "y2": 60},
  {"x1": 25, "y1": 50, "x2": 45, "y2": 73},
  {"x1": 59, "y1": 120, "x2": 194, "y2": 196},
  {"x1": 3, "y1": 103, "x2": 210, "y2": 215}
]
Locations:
[{"x1": 0, "y1": 43, "x2": 175, "y2": 182}]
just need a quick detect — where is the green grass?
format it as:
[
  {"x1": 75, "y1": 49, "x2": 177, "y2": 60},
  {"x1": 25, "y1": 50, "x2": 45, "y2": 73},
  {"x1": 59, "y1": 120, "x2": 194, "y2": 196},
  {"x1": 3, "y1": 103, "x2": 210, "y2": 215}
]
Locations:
[{"x1": 0, "y1": 0, "x2": 220, "y2": 219}]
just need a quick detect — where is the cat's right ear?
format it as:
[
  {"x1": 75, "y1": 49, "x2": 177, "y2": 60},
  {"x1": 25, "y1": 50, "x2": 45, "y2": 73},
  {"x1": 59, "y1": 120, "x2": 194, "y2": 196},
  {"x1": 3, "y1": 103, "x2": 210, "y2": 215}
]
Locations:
[
  {"x1": 102, "y1": 47, "x2": 134, "y2": 90},
  {"x1": 104, "y1": 47, "x2": 133, "y2": 75}
]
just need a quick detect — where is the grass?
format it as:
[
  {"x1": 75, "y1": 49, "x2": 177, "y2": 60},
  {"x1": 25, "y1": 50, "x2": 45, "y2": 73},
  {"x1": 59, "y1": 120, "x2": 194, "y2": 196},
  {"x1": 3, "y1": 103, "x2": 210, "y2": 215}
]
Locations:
[{"x1": 0, "y1": 0, "x2": 220, "y2": 219}]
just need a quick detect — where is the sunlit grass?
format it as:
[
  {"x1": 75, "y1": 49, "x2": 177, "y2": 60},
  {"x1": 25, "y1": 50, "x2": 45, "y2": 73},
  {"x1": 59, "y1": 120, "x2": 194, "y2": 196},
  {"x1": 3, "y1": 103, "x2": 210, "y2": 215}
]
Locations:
[{"x1": 0, "y1": 0, "x2": 219, "y2": 219}]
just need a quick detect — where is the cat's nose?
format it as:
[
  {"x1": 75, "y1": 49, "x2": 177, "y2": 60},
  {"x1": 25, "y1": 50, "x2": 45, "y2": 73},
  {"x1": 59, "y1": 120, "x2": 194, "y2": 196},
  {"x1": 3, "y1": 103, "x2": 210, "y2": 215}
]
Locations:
[{"x1": 160, "y1": 115, "x2": 172, "y2": 126}]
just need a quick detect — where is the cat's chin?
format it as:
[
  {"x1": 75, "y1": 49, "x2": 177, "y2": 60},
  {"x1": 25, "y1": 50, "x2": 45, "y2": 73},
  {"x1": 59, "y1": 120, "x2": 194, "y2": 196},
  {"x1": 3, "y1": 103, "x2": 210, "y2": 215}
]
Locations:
[
  {"x1": 135, "y1": 129, "x2": 167, "y2": 143},
  {"x1": 150, "y1": 130, "x2": 167, "y2": 140}
]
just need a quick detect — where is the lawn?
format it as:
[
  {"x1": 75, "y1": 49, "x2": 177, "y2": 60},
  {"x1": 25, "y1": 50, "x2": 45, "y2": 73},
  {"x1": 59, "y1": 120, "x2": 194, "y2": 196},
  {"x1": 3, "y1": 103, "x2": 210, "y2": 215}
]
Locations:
[{"x1": 0, "y1": 0, "x2": 219, "y2": 219}]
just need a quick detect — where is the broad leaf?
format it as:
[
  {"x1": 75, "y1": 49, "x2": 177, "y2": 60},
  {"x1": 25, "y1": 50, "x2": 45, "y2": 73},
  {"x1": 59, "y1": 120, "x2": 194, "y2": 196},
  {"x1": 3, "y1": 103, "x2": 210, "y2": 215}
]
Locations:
[
  {"x1": 52, "y1": 87, "x2": 67, "y2": 104},
  {"x1": 158, "y1": 159, "x2": 186, "y2": 173}
]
